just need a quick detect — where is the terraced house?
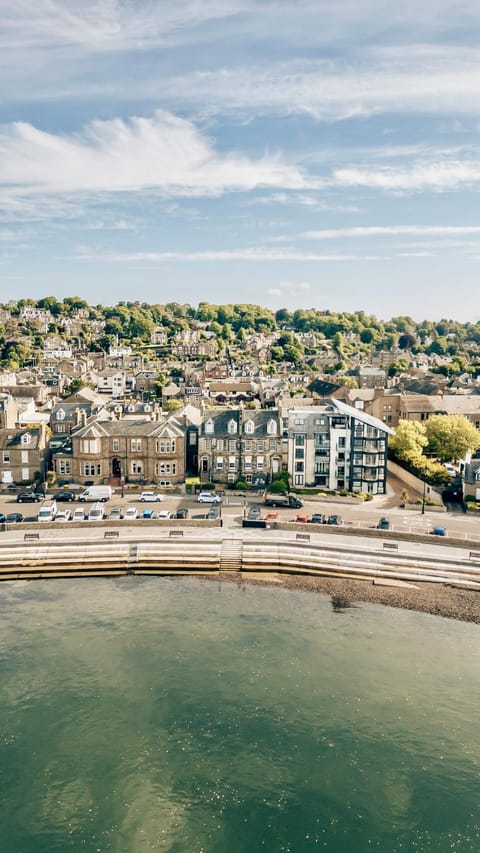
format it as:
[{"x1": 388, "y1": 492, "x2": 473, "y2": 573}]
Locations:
[
  {"x1": 198, "y1": 408, "x2": 281, "y2": 486},
  {"x1": 287, "y1": 400, "x2": 392, "y2": 494},
  {"x1": 53, "y1": 415, "x2": 186, "y2": 487}
]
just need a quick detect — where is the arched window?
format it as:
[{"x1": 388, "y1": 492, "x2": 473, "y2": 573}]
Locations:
[
  {"x1": 244, "y1": 419, "x2": 254, "y2": 434},
  {"x1": 227, "y1": 419, "x2": 237, "y2": 435},
  {"x1": 267, "y1": 419, "x2": 277, "y2": 435}
]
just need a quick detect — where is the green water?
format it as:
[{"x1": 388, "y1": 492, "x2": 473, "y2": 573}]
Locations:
[{"x1": 0, "y1": 578, "x2": 479, "y2": 852}]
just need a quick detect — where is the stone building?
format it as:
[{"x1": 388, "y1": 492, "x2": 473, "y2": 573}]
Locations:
[{"x1": 198, "y1": 408, "x2": 281, "y2": 486}]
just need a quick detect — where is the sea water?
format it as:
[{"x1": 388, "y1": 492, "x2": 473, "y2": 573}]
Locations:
[{"x1": 0, "y1": 577, "x2": 478, "y2": 852}]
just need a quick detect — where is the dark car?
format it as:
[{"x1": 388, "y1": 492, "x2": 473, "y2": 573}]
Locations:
[
  {"x1": 327, "y1": 515, "x2": 342, "y2": 525},
  {"x1": 16, "y1": 491, "x2": 42, "y2": 503},
  {"x1": 207, "y1": 506, "x2": 220, "y2": 520},
  {"x1": 175, "y1": 508, "x2": 189, "y2": 519},
  {"x1": 431, "y1": 526, "x2": 447, "y2": 536},
  {"x1": 0, "y1": 513, "x2": 5, "y2": 523},
  {"x1": 55, "y1": 490, "x2": 75, "y2": 502},
  {"x1": 6, "y1": 512, "x2": 23, "y2": 523},
  {"x1": 377, "y1": 517, "x2": 391, "y2": 530},
  {"x1": 309, "y1": 513, "x2": 325, "y2": 524},
  {"x1": 247, "y1": 506, "x2": 261, "y2": 520}
]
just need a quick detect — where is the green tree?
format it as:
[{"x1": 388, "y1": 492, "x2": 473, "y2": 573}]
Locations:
[
  {"x1": 424, "y1": 415, "x2": 480, "y2": 461},
  {"x1": 389, "y1": 421, "x2": 428, "y2": 465}
]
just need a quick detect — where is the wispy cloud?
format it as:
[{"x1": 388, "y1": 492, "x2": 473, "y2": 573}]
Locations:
[
  {"x1": 266, "y1": 281, "x2": 312, "y2": 297},
  {"x1": 75, "y1": 247, "x2": 387, "y2": 263},
  {"x1": 303, "y1": 225, "x2": 480, "y2": 239},
  {"x1": 0, "y1": 111, "x2": 309, "y2": 210},
  {"x1": 333, "y1": 160, "x2": 480, "y2": 191}
]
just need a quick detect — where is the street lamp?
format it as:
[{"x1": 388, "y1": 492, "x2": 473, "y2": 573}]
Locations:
[{"x1": 421, "y1": 455, "x2": 428, "y2": 515}]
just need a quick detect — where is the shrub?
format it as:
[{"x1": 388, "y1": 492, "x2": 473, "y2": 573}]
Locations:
[{"x1": 235, "y1": 480, "x2": 248, "y2": 491}]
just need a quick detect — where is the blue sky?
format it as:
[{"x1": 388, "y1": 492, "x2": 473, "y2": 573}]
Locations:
[{"x1": 1, "y1": 0, "x2": 480, "y2": 321}]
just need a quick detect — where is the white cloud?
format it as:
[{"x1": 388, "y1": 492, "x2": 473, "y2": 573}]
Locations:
[
  {"x1": 75, "y1": 247, "x2": 386, "y2": 262},
  {"x1": 0, "y1": 110, "x2": 309, "y2": 208},
  {"x1": 333, "y1": 161, "x2": 480, "y2": 192},
  {"x1": 303, "y1": 225, "x2": 480, "y2": 239}
]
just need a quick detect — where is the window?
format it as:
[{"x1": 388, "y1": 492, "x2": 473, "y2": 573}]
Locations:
[
  {"x1": 205, "y1": 419, "x2": 214, "y2": 434},
  {"x1": 269, "y1": 439, "x2": 277, "y2": 451},
  {"x1": 81, "y1": 439, "x2": 100, "y2": 454},
  {"x1": 229, "y1": 439, "x2": 236, "y2": 452},
  {"x1": 228, "y1": 456, "x2": 236, "y2": 470},
  {"x1": 2, "y1": 452, "x2": 10, "y2": 464},
  {"x1": 244, "y1": 456, "x2": 252, "y2": 469},
  {"x1": 294, "y1": 474, "x2": 304, "y2": 485},
  {"x1": 244, "y1": 420, "x2": 254, "y2": 434},
  {"x1": 267, "y1": 419, "x2": 277, "y2": 435},
  {"x1": 338, "y1": 437, "x2": 346, "y2": 448},
  {"x1": 21, "y1": 450, "x2": 28, "y2": 463},
  {"x1": 257, "y1": 440, "x2": 265, "y2": 451},
  {"x1": 314, "y1": 418, "x2": 325, "y2": 425},
  {"x1": 113, "y1": 439, "x2": 120, "y2": 452},
  {"x1": 216, "y1": 439, "x2": 224, "y2": 451},
  {"x1": 83, "y1": 462, "x2": 95, "y2": 476},
  {"x1": 56, "y1": 409, "x2": 65, "y2": 421},
  {"x1": 22, "y1": 467, "x2": 29, "y2": 480},
  {"x1": 294, "y1": 418, "x2": 305, "y2": 425},
  {"x1": 295, "y1": 434, "x2": 305, "y2": 446},
  {"x1": 295, "y1": 461, "x2": 304, "y2": 472},
  {"x1": 156, "y1": 439, "x2": 176, "y2": 453},
  {"x1": 227, "y1": 419, "x2": 237, "y2": 434},
  {"x1": 244, "y1": 440, "x2": 252, "y2": 451},
  {"x1": 131, "y1": 438, "x2": 142, "y2": 452},
  {"x1": 154, "y1": 462, "x2": 177, "y2": 475},
  {"x1": 295, "y1": 447, "x2": 304, "y2": 459},
  {"x1": 216, "y1": 457, "x2": 224, "y2": 470},
  {"x1": 56, "y1": 424, "x2": 66, "y2": 433},
  {"x1": 256, "y1": 456, "x2": 264, "y2": 470},
  {"x1": 131, "y1": 461, "x2": 143, "y2": 474},
  {"x1": 58, "y1": 460, "x2": 71, "y2": 475}
]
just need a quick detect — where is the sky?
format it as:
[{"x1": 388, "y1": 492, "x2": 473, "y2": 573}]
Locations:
[{"x1": 1, "y1": 1, "x2": 480, "y2": 321}]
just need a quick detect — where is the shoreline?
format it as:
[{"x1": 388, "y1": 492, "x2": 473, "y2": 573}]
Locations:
[{"x1": 197, "y1": 572, "x2": 480, "y2": 624}]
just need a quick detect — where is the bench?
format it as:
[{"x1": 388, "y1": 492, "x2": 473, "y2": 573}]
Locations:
[
  {"x1": 296, "y1": 533, "x2": 310, "y2": 543},
  {"x1": 169, "y1": 529, "x2": 184, "y2": 537},
  {"x1": 382, "y1": 542, "x2": 398, "y2": 550},
  {"x1": 24, "y1": 533, "x2": 40, "y2": 542},
  {"x1": 104, "y1": 530, "x2": 119, "y2": 539},
  {"x1": 469, "y1": 551, "x2": 480, "y2": 560}
]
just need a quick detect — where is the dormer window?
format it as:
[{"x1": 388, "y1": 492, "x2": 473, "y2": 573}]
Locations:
[
  {"x1": 21, "y1": 433, "x2": 31, "y2": 445},
  {"x1": 244, "y1": 419, "x2": 254, "y2": 434},
  {"x1": 205, "y1": 418, "x2": 215, "y2": 435},
  {"x1": 267, "y1": 419, "x2": 277, "y2": 435},
  {"x1": 227, "y1": 419, "x2": 237, "y2": 435},
  {"x1": 56, "y1": 409, "x2": 65, "y2": 421}
]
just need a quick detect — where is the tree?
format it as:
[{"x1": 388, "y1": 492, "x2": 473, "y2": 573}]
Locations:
[
  {"x1": 424, "y1": 415, "x2": 480, "y2": 461},
  {"x1": 389, "y1": 421, "x2": 428, "y2": 465},
  {"x1": 398, "y1": 333, "x2": 416, "y2": 350}
]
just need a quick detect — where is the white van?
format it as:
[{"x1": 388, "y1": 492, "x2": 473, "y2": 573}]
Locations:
[
  {"x1": 37, "y1": 501, "x2": 57, "y2": 522},
  {"x1": 78, "y1": 485, "x2": 112, "y2": 502},
  {"x1": 88, "y1": 502, "x2": 105, "y2": 522}
]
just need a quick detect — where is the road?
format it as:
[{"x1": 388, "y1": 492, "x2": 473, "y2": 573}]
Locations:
[{"x1": 2, "y1": 489, "x2": 479, "y2": 544}]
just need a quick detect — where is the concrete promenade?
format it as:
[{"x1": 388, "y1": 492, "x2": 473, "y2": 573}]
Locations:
[{"x1": 1, "y1": 521, "x2": 479, "y2": 591}]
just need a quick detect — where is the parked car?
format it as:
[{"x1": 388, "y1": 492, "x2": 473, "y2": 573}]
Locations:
[
  {"x1": 56, "y1": 509, "x2": 72, "y2": 522},
  {"x1": 157, "y1": 510, "x2": 174, "y2": 519},
  {"x1": 0, "y1": 513, "x2": 5, "y2": 523},
  {"x1": 55, "y1": 490, "x2": 75, "y2": 502},
  {"x1": 327, "y1": 515, "x2": 342, "y2": 525},
  {"x1": 265, "y1": 511, "x2": 279, "y2": 523},
  {"x1": 6, "y1": 512, "x2": 23, "y2": 523},
  {"x1": 139, "y1": 491, "x2": 165, "y2": 502},
  {"x1": 72, "y1": 508, "x2": 86, "y2": 522},
  {"x1": 309, "y1": 513, "x2": 325, "y2": 524},
  {"x1": 377, "y1": 517, "x2": 391, "y2": 530},
  {"x1": 197, "y1": 492, "x2": 222, "y2": 503},
  {"x1": 109, "y1": 506, "x2": 123, "y2": 520},
  {"x1": 16, "y1": 491, "x2": 42, "y2": 503},
  {"x1": 247, "y1": 506, "x2": 261, "y2": 520},
  {"x1": 295, "y1": 513, "x2": 310, "y2": 524},
  {"x1": 142, "y1": 508, "x2": 156, "y2": 519},
  {"x1": 431, "y1": 526, "x2": 447, "y2": 536},
  {"x1": 207, "y1": 506, "x2": 220, "y2": 520},
  {"x1": 124, "y1": 507, "x2": 138, "y2": 520},
  {"x1": 444, "y1": 463, "x2": 457, "y2": 476},
  {"x1": 175, "y1": 507, "x2": 189, "y2": 519},
  {"x1": 88, "y1": 503, "x2": 105, "y2": 522}
]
